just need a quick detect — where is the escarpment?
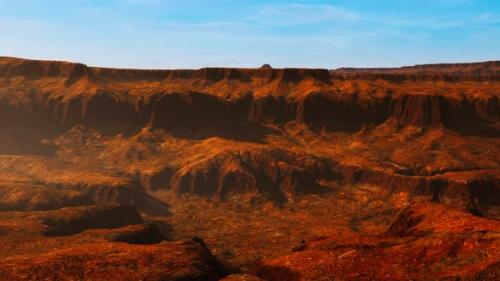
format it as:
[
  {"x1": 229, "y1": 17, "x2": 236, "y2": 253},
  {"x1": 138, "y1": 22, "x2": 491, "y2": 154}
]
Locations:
[
  {"x1": 1, "y1": 57, "x2": 498, "y2": 138},
  {"x1": 1, "y1": 89, "x2": 498, "y2": 138}
]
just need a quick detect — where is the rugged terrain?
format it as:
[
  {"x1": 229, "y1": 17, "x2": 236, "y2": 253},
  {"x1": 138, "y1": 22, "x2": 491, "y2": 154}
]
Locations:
[{"x1": 0, "y1": 57, "x2": 498, "y2": 280}]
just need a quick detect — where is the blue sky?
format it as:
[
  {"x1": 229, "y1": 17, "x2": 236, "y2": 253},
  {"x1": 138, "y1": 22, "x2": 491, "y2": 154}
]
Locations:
[{"x1": 0, "y1": 0, "x2": 499, "y2": 68}]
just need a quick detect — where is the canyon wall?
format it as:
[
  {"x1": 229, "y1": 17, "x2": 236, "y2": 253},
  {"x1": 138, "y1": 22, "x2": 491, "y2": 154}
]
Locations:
[
  {"x1": 0, "y1": 57, "x2": 498, "y2": 138},
  {"x1": 0, "y1": 57, "x2": 498, "y2": 217}
]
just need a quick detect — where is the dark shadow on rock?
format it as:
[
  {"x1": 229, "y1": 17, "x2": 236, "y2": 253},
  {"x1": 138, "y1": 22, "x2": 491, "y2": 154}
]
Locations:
[
  {"x1": 146, "y1": 219, "x2": 175, "y2": 240},
  {"x1": 467, "y1": 175, "x2": 500, "y2": 219},
  {"x1": 145, "y1": 91, "x2": 281, "y2": 143},
  {"x1": 125, "y1": 173, "x2": 172, "y2": 216},
  {"x1": 41, "y1": 205, "x2": 144, "y2": 237},
  {"x1": 440, "y1": 97, "x2": 500, "y2": 138},
  {"x1": 297, "y1": 92, "x2": 389, "y2": 133}
]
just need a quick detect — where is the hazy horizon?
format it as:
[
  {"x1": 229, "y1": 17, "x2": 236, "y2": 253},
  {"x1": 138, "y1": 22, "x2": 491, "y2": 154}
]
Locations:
[{"x1": 1, "y1": 0, "x2": 499, "y2": 69}]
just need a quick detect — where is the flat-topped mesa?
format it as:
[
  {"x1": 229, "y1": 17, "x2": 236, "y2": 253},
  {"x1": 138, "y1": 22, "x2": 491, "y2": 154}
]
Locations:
[
  {"x1": 0, "y1": 57, "x2": 90, "y2": 84},
  {"x1": 2, "y1": 57, "x2": 499, "y2": 84},
  {"x1": 332, "y1": 61, "x2": 500, "y2": 82},
  {"x1": 0, "y1": 57, "x2": 332, "y2": 84}
]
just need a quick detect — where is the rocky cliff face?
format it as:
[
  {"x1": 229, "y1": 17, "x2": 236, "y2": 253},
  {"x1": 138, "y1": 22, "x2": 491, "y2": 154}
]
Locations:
[
  {"x1": 0, "y1": 57, "x2": 498, "y2": 138},
  {"x1": 0, "y1": 57, "x2": 498, "y2": 215}
]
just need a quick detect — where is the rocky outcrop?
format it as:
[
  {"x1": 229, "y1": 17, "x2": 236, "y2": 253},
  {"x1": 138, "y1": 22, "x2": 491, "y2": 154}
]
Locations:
[
  {"x1": 339, "y1": 165, "x2": 500, "y2": 219},
  {"x1": 0, "y1": 181, "x2": 92, "y2": 211},
  {"x1": 386, "y1": 202, "x2": 500, "y2": 237},
  {"x1": 170, "y1": 149, "x2": 339, "y2": 204},
  {"x1": 0, "y1": 176, "x2": 167, "y2": 214},
  {"x1": 63, "y1": 180, "x2": 167, "y2": 214}
]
